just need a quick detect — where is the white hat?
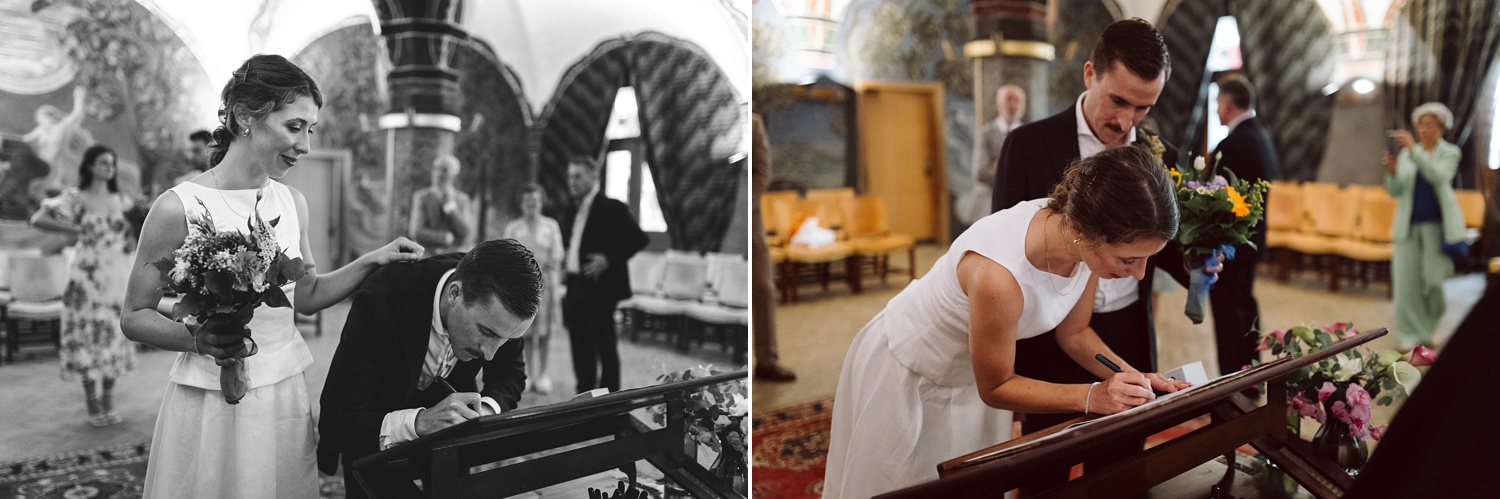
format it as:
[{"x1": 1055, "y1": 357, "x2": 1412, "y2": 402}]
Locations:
[{"x1": 1412, "y1": 102, "x2": 1453, "y2": 130}]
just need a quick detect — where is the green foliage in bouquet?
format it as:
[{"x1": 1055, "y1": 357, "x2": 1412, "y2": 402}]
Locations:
[{"x1": 1168, "y1": 153, "x2": 1271, "y2": 260}]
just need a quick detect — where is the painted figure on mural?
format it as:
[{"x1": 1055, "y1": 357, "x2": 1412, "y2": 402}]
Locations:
[{"x1": 23, "y1": 86, "x2": 95, "y2": 199}]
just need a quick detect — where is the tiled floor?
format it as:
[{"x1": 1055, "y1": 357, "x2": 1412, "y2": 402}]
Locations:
[
  {"x1": 754, "y1": 243, "x2": 1485, "y2": 445},
  {"x1": 0, "y1": 300, "x2": 742, "y2": 464}
]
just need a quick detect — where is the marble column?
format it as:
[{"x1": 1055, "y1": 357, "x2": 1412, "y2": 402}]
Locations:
[
  {"x1": 375, "y1": 1, "x2": 467, "y2": 241},
  {"x1": 968, "y1": 0, "x2": 1053, "y2": 126}
]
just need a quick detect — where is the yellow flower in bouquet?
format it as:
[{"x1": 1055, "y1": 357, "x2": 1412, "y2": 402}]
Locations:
[
  {"x1": 1171, "y1": 152, "x2": 1270, "y2": 323},
  {"x1": 1226, "y1": 185, "x2": 1250, "y2": 217},
  {"x1": 150, "y1": 196, "x2": 309, "y2": 404}
]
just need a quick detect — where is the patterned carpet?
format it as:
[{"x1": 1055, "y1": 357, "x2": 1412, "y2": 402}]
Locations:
[
  {"x1": 750, "y1": 396, "x2": 834, "y2": 499},
  {"x1": 749, "y1": 396, "x2": 1260, "y2": 498},
  {"x1": 0, "y1": 442, "x2": 346, "y2": 499}
]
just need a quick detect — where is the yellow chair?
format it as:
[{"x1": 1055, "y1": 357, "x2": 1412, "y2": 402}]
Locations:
[
  {"x1": 761, "y1": 190, "x2": 800, "y2": 246},
  {"x1": 1264, "y1": 182, "x2": 1304, "y2": 281},
  {"x1": 1337, "y1": 189, "x2": 1397, "y2": 293},
  {"x1": 1456, "y1": 190, "x2": 1485, "y2": 229},
  {"x1": 842, "y1": 194, "x2": 917, "y2": 289},
  {"x1": 1284, "y1": 184, "x2": 1360, "y2": 291}
]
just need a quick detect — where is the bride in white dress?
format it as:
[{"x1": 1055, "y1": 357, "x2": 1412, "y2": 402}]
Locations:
[{"x1": 823, "y1": 146, "x2": 1196, "y2": 498}]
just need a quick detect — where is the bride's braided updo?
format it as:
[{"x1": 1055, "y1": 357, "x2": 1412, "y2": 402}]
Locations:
[
  {"x1": 1047, "y1": 145, "x2": 1178, "y2": 247},
  {"x1": 209, "y1": 54, "x2": 322, "y2": 167}
]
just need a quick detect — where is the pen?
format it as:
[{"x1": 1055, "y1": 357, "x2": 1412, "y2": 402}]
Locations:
[
  {"x1": 1095, "y1": 354, "x2": 1124, "y2": 373},
  {"x1": 436, "y1": 377, "x2": 457, "y2": 394}
]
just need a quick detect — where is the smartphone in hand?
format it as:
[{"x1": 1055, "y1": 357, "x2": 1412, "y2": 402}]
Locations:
[{"x1": 1386, "y1": 133, "x2": 1402, "y2": 155}]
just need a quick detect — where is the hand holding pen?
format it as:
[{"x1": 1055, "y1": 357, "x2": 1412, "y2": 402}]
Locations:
[{"x1": 1087, "y1": 354, "x2": 1192, "y2": 414}]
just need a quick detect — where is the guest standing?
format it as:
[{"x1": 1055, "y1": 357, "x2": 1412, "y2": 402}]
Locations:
[
  {"x1": 1382, "y1": 102, "x2": 1466, "y2": 349},
  {"x1": 169, "y1": 130, "x2": 213, "y2": 188},
  {"x1": 29, "y1": 144, "x2": 136, "y2": 427},
  {"x1": 409, "y1": 154, "x2": 474, "y2": 255},
  {"x1": 962, "y1": 84, "x2": 1025, "y2": 227},
  {"x1": 751, "y1": 114, "x2": 795, "y2": 381},
  {"x1": 561, "y1": 155, "x2": 647, "y2": 394},
  {"x1": 1206, "y1": 75, "x2": 1278, "y2": 376},
  {"x1": 505, "y1": 182, "x2": 566, "y2": 394},
  {"x1": 824, "y1": 147, "x2": 1193, "y2": 499},
  {"x1": 122, "y1": 54, "x2": 422, "y2": 497}
]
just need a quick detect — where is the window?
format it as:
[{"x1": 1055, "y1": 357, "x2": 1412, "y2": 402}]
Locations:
[
  {"x1": 1204, "y1": 16, "x2": 1243, "y2": 153},
  {"x1": 602, "y1": 87, "x2": 668, "y2": 232}
]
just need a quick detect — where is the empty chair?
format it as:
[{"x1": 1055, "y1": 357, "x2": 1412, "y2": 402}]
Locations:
[
  {"x1": 1284, "y1": 184, "x2": 1361, "y2": 291},
  {"x1": 1337, "y1": 189, "x2": 1398, "y2": 292},
  {"x1": 685, "y1": 258, "x2": 749, "y2": 359},
  {"x1": 1455, "y1": 190, "x2": 1485, "y2": 229},
  {"x1": 626, "y1": 252, "x2": 707, "y2": 346},
  {"x1": 5, "y1": 252, "x2": 67, "y2": 362},
  {"x1": 1264, "y1": 182, "x2": 1304, "y2": 281},
  {"x1": 841, "y1": 194, "x2": 917, "y2": 289}
]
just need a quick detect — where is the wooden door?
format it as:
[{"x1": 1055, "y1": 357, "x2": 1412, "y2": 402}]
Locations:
[
  {"x1": 278, "y1": 150, "x2": 349, "y2": 270},
  {"x1": 855, "y1": 80, "x2": 947, "y2": 242}
]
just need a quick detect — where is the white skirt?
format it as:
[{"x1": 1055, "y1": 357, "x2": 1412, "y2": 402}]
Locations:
[
  {"x1": 823, "y1": 317, "x2": 1014, "y2": 499},
  {"x1": 142, "y1": 373, "x2": 318, "y2": 499}
]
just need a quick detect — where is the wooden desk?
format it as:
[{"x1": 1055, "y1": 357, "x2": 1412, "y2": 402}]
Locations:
[
  {"x1": 876, "y1": 329, "x2": 1388, "y2": 499},
  {"x1": 353, "y1": 371, "x2": 748, "y2": 498}
]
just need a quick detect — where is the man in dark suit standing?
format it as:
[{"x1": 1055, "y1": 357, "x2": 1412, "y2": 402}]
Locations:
[
  {"x1": 317, "y1": 239, "x2": 544, "y2": 499},
  {"x1": 562, "y1": 155, "x2": 649, "y2": 394},
  {"x1": 990, "y1": 18, "x2": 1197, "y2": 494},
  {"x1": 1208, "y1": 75, "x2": 1277, "y2": 377}
]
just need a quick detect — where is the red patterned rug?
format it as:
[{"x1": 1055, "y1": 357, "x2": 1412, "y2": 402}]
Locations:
[
  {"x1": 751, "y1": 396, "x2": 834, "y2": 499},
  {"x1": 750, "y1": 397, "x2": 1259, "y2": 498}
]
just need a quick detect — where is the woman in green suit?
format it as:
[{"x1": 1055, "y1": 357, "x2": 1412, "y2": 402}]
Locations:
[{"x1": 1382, "y1": 102, "x2": 1466, "y2": 349}]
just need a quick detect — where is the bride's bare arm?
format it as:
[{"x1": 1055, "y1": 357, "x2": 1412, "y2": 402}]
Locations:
[
  {"x1": 961, "y1": 251, "x2": 1093, "y2": 413},
  {"x1": 120, "y1": 192, "x2": 198, "y2": 353}
]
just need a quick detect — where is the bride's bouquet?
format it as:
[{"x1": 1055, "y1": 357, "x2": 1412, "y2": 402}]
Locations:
[
  {"x1": 1169, "y1": 153, "x2": 1270, "y2": 324},
  {"x1": 149, "y1": 194, "x2": 308, "y2": 403}
]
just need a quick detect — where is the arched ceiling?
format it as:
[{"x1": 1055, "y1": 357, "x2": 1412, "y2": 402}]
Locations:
[{"x1": 460, "y1": 0, "x2": 750, "y2": 112}]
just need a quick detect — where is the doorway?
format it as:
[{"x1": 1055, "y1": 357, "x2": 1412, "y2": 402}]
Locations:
[{"x1": 855, "y1": 80, "x2": 947, "y2": 242}]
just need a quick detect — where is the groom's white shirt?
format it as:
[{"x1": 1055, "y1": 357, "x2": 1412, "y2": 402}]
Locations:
[
  {"x1": 1074, "y1": 93, "x2": 1140, "y2": 313},
  {"x1": 378, "y1": 269, "x2": 502, "y2": 450}
]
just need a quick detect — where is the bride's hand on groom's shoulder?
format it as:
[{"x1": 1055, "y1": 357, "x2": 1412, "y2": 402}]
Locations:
[
  {"x1": 367, "y1": 237, "x2": 425, "y2": 266},
  {"x1": 415, "y1": 392, "x2": 481, "y2": 436}
]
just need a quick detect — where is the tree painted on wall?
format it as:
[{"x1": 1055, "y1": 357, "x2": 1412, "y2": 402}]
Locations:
[
  {"x1": 844, "y1": 0, "x2": 974, "y2": 101},
  {"x1": 58, "y1": 0, "x2": 211, "y2": 196}
]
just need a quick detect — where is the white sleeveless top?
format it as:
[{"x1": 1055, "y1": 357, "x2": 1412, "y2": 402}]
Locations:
[
  {"x1": 166, "y1": 180, "x2": 313, "y2": 390},
  {"x1": 882, "y1": 199, "x2": 1092, "y2": 386}
]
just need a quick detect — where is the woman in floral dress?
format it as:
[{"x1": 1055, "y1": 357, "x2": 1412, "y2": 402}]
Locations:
[
  {"x1": 29, "y1": 144, "x2": 136, "y2": 427},
  {"x1": 504, "y1": 182, "x2": 565, "y2": 394}
]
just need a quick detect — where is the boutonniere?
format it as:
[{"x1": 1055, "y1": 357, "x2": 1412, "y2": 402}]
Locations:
[{"x1": 1139, "y1": 134, "x2": 1166, "y2": 166}]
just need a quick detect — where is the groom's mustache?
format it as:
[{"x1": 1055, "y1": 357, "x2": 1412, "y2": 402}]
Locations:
[{"x1": 1104, "y1": 123, "x2": 1126, "y2": 134}]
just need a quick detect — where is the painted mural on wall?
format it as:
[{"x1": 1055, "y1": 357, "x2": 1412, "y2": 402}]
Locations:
[
  {"x1": 0, "y1": 0, "x2": 211, "y2": 220},
  {"x1": 450, "y1": 42, "x2": 532, "y2": 243},
  {"x1": 298, "y1": 24, "x2": 392, "y2": 264}
]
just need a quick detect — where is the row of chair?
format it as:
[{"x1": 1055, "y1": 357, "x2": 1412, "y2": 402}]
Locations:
[
  {"x1": 619, "y1": 251, "x2": 747, "y2": 360},
  {"x1": 1265, "y1": 181, "x2": 1488, "y2": 292},
  {"x1": 0, "y1": 249, "x2": 68, "y2": 363},
  {"x1": 762, "y1": 188, "x2": 916, "y2": 302}
]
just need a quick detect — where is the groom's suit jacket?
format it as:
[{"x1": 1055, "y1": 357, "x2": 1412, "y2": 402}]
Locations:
[{"x1": 316, "y1": 253, "x2": 526, "y2": 476}]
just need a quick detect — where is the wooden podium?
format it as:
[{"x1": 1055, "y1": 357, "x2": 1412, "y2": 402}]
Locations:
[
  {"x1": 352, "y1": 371, "x2": 748, "y2": 498},
  {"x1": 876, "y1": 328, "x2": 1389, "y2": 499}
]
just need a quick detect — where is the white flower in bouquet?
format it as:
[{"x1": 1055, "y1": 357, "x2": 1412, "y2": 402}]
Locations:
[
  {"x1": 1333, "y1": 355, "x2": 1363, "y2": 382},
  {"x1": 1193, "y1": 156, "x2": 1207, "y2": 171}
]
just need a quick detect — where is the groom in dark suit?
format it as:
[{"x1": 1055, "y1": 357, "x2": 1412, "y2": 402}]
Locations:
[
  {"x1": 990, "y1": 18, "x2": 1193, "y2": 495},
  {"x1": 317, "y1": 239, "x2": 543, "y2": 499},
  {"x1": 1207, "y1": 75, "x2": 1277, "y2": 378},
  {"x1": 561, "y1": 155, "x2": 648, "y2": 394}
]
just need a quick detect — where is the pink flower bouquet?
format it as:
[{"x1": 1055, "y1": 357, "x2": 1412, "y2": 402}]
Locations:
[{"x1": 1255, "y1": 322, "x2": 1427, "y2": 440}]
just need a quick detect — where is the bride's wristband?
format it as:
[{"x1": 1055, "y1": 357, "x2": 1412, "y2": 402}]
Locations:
[{"x1": 1085, "y1": 382, "x2": 1100, "y2": 415}]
